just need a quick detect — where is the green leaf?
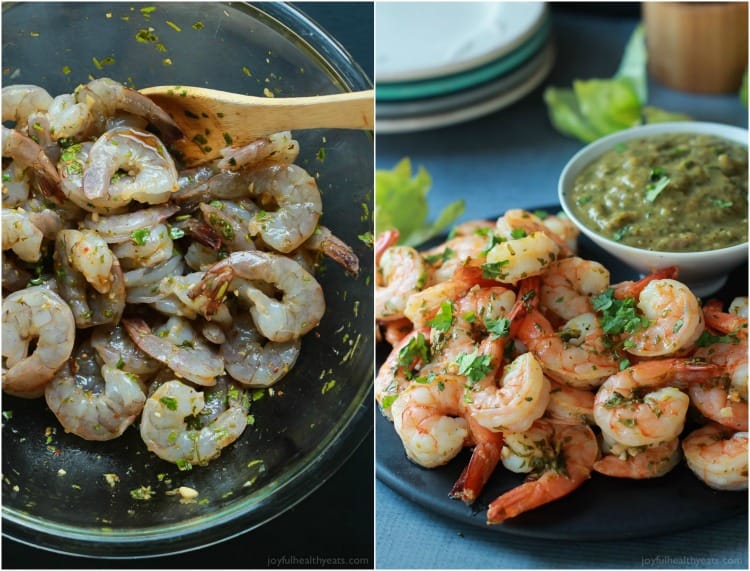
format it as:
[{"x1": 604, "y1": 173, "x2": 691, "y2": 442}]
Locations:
[
  {"x1": 376, "y1": 158, "x2": 464, "y2": 247},
  {"x1": 427, "y1": 301, "x2": 454, "y2": 332},
  {"x1": 485, "y1": 316, "x2": 510, "y2": 339},
  {"x1": 455, "y1": 349, "x2": 493, "y2": 384},
  {"x1": 573, "y1": 77, "x2": 642, "y2": 135},
  {"x1": 645, "y1": 175, "x2": 671, "y2": 202},
  {"x1": 614, "y1": 24, "x2": 648, "y2": 104},
  {"x1": 543, "y1": 87, "x2": 601, "y2": 143},
  {"x1": 397, "y1": 332, "x2": 431, "y2": 368},
  {"x1": 642, "y1": 106, "x2": 692, "y2": 124}
]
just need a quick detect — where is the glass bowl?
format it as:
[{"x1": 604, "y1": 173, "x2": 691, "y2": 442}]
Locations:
[
  {"x1": 1, "y1": 1, "x2": 373, "y2": 558},
  {"x1": 558, "y1": 121, "x2": 748, "y2": 297}
]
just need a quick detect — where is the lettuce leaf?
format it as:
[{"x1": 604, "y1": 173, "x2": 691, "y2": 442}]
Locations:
[
  {"x1": 543, "y1": 24, "x2": 689, "y2": 143},
  {"x1": 375, "y1": 158, "x2": 464, "y2": 246}
]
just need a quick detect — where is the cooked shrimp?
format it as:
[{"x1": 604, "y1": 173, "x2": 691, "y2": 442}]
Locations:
[
  {"x1": 545, "y1": 379, "x2": 595, "y2": 425},
  {"x1": 403, "y1": 279, "x2": 474, "y2": 330},
  {"x1": 244, "y1": 162, "x2": 322, "y2": 253},
  {"x1": 2, "y1": 84, "x2": 53, "y2": 127},
  {"x1": 484, "y1": 231, "x2": 560, "y2": 285},
  {"x1": 487, "y1": 420, "x2": 598, "y2": 524},
  {"x1": 82, "y1": 127, "x2": 179, "y2": 205},
  {"x1": 682, "y1": 423, "x2": 748, "y2": 491},
  {"x1": 375, "y1": 329, "x2": 431, "y2": 419},
  {"x1": 541, "y1": 213, "x2": 579, "y2": 254},
  {"x1": 496, "y1": 209, "x2": 573, "y2": 258},
  {"x1": 2, "y1": 125, "x2": 63, "y2": 202},
  {"x1": 421, "y1": 233, "x2": 487, "y2": 285},
  {"x1": 391, "y1": 373, "x2": 469, "y2": 468},
  {"x1": 191, "y1": 250, "x2": 325, "y2": 342},
  {"x1": 375, "y1": 246, "x2": 427, "y2": 321},
  {"x1": 593, "y1": 434, "x2": 682, "y2": 479},
  {"x1": 140, "y1": 379, "x2": 248, "y2": 467},
  {"x1": 123, "y1": 317, "x2": 225, "y2": 386},
  {"x1": 221, "y1": 313, "x2": 301, "y2": 388},
  {"x1": 2, "y1": 286, "x2": 76, "y2": 397},
  {"x1": 540, "y1": 257, "x2": 609, "y2": 321},
  {"x1": 623, "y1": 279, "x2": 704, "y2": 357},
  {"x1": 45, "y1": 340, "x2": 147, "y2": 441},
  {"x1": 468, "y1": 352, "x2": 551, "y2": 433},
  {"x1": 450, "y1": 414, "x2": 504, "y2": 504},
  {"x1": 2, "y1": 208, "x2": 44, "y2": 262},
  {"x1": 217, "y1": 131, "x2": 299, "y2": 170},
  {"x1": 728, "y1": 297, "x2": 748, "y2": 318},
  {"x1": 75, "y1": 77, "x2": 182, "y2": 143},
  {"x1": 593, "y1": 359, "x2": 717, "y2": 448},
  {"x1": 518, "y1": 310, "x2": 620, "y2": 389}
]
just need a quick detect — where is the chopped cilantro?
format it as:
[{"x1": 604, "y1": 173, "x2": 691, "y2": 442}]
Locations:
[
  {"x1": 130, "y1": 228, "x2": 150, "y2": 245},
  {"x1": 169, "y1": 226, "x2": 185, "y2": 240},
  {"x1": 397, "y1": 332, "x2": 431, "y2": 368},
  {"x1": 510, "y1": 228, "x2": 528, "y2": 239},
  {"x1": 481, "y1": 260, "x2": 509, "y2": 279},
  {"x1": 427, "y1": 301, "x2": 454, "y2": 332},
  {"x1": 159, "y1": 396, "x2": 178, "y2": 411},
  {"x1": 485, "y1": 316, "x2": 510, "y2": 339},
  {"x1": 455, "y1": 349, "x2": 492, "y2": 384}
]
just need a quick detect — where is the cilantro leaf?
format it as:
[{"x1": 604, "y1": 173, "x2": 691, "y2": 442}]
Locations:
[
  {"x1": 455, "y1": 349, "x2": 492, "y2": 384},
  {"x1": 485, "y1": 316, "x2": 510, "y2": 339},
  {"x1": 427, "y1": 301, "x2": 454, "y2": 332},
  {"x1": 481, "y1": 260, "x2": 509, "y2": 279},
  {"x1": 397, "y1": 332, "x2": 431, "y2": 369},
  {"x1": 593, "y1": 289, "x2": 649, "y2": 335}
]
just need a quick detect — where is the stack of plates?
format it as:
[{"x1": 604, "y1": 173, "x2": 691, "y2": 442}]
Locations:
[{"x1": 376, "y1": 2, "x2": 554, "y2": 133}]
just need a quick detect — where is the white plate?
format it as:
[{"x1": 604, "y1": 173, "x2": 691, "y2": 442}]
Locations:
[
  {"x1": 377, "y1": 42, "x2": 555, "y2": 134},
  {"x1": 377, "y1": 41, "x2": 553, "y2": 119},
  {"x1": 376, "y1": 1, "x2": 547, "y2": 83}
]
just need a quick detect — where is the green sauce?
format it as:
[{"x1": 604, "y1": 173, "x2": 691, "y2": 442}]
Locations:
[{"x1": 569, "y1": 133, "x2": 748, "y2": 252}]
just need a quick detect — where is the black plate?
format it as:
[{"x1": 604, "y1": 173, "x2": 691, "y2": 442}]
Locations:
[{"x1": 376, "y1": 205, "x2": 748, "y2": 540}]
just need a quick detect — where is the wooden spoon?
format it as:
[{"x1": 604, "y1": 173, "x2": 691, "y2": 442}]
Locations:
[{"x1": 139, "y1": 85, "x2": 374, "y2": 166}]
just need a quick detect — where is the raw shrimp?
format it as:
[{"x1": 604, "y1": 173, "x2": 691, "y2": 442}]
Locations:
[
  {"x1": 191, "y1": 250, "x2": 325, "y2": 342},
  {"x1": 75, "y1": 77, "x2": 182, "y2": 143},
  {"x1": 2, "y1": 84, "x2": 53, "y2": 127},
  {"x1": 54, "y1": 229, "x2": 125, "y2": 328},
  {"x1": 484, "y1": 231, "x2": 560, "y2": 285},
  {"x1": 80, "y1": 204, "x2": 179, "y2": 243},
  {"x1": 2, "y1": 161, "x2": 32, "y2": 207},
  {"x1": 2, "y1": 286, "x2": 75, "y2": 397},
  {"x1": 391, "y1": 373, "x2": 469, "y2": 468},
  {"x1": 82, "y1": 127, "x2": 179, "y2": 204},
  {"x1": 46, "y1": 93, "x2": 92, "y2": 141},
  {"x1": 623, "y1": 279, "x2": 704, "y2": 357},
  {"x1": 540, "y1": 257, "x2": 609, "y2": 321},
  {"x1": 593, "y1": 359, "x2": 717, "y2": 448},
  {"x1": 2, "y1": 257, "x2": 31, "y2": 293},
  {"x1": 682, "y1": 423, "x2": 748, "y2": 491},
  {"x1": 301, "y1": 225, "x2": 360, "y2": 277},
  {"x1": 468, "y1": 352, "x2": 551, "y2": 433},
  {"x1": 519, "y1": 310, "x2": 620, "y2": 389},
  {"x1": 545, "y1": 379, "x2": 595, "y2": 425},
  {"x1": 90, "y1": 324, "x2": 162, "y2": 377},
  {"x1": 140, "y1": 379, "x2": 249, "y2": 467},
  {"x1": 486, "y1": 420, "x2": 598, "y2": 524},
  {"x1": 112, "y1": 223, "x2": 174, "y2": 270},
  {"x1": 155, "y1": 272, "x2": 232, "y2": 326},
  {"x1": 221, "y1": 313, "x2": 301, "y2": 388},
  {"x1": 245, "y1": 162, "x2": 322, "y2": 253},
  {"x1": 45, "y1": 340, "x2": 147, "y2": 441},
  {"x1": 217, "y1": 131, "x2": 299, "y2": 170},
  {"x1": 2, "y1": 208, "x2": 44, "y2": 262},
  {"x1": 58, "y1": 141, "x2": 128, "y2": 214},
  {"x1": 199, "y1": 201, "x2": 257, "y2": 252},
  {"x1": 123, "y1": 317, "x2": 225, "y2": 386},
  {"x1": 376, "y1": 245, "x2": 427, "y2": 321},
  {"x1": 593, "y1": 435, "x2": 681, "y2": 479},
  {"x1": 2, "y1": 125, "x2": 63, "y2": 202}
]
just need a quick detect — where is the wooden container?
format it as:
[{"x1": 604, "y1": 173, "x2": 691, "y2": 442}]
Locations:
[{"x1": 643, "y1": 2, "x2": 748, "y2": 94}]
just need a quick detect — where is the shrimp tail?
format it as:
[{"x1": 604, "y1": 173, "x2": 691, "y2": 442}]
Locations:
[
  {"x1": 450, "y1": 419, "x2": 503, "y2": 504},
  {"x1": 375, "y1": 229, "x2": 399, "y2": 265},
  {"x1": 187, "y1": 265, "x2": 233, "y2": 315},
  {"x1": 486, "y1": 471, "x2": 584, "y2": 524},
  {"x1": 318, "y1": 232, "x2": 360, "y2": 277},
  {"x1": 613, "y1": 266, "x2": 678, "y2": 299},
  {"x1": 703, "y1": 299, "x2": 747, "y2": 335}
]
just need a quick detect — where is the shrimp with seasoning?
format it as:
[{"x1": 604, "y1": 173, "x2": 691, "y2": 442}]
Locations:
[
  {"x1": 682, "y1": 423, "x2": 748, "y2": 491},
  {"x1": 45, "y1": 339, "x2": 147, "y2": 441},
  {"x1": 140, "y1": 378, "x2": 249, "y2": 467},
  {"x1": 2, "y1": 286, "x2": 76, "y2": 397},
  {"x1": 487, "y1": 419, "x2": 598, "y2": 524},
  {"x1": 539, "y1": 256, "x2": 609, "y2": 321},
  {"x1": 376, "y1": 230, "x2": 427, "y2": 322},
  {"x1": 593, "y1": 434, "x2": 682, "y2": 479}
]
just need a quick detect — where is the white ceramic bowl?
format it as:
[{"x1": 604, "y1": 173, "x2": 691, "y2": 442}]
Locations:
[{"x1": 558, "y1": 122, "x2": 748, "y2": 297}]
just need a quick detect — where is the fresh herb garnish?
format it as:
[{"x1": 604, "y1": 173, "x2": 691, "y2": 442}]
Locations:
[
  {"x1": 485, "y1": 316, "x2": 511, "y2": 339},
  {"x1": 481, "y1": 260, "x2": 509, "y2": 279},
  {"x1": 130, "y1": 228, "x2": 150, "y2": 245},
  {"x1": 397, "y1": 332, "x2": 431, "y2": 369},
  {"x1": 427, "y1": 301, "x2": 454, "y2": 332},
  {"x1": 455, "y1": 349, "x2": 492, "y2": 384}
]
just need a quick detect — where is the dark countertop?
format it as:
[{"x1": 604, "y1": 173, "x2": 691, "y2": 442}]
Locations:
[{"x1": 1, "y1": 3, "x2": 374, "y2": 569}]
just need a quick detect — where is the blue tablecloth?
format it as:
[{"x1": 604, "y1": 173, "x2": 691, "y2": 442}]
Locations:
[{"x1": 375, "y1": 8, "x2": 748, "y2": 570}]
